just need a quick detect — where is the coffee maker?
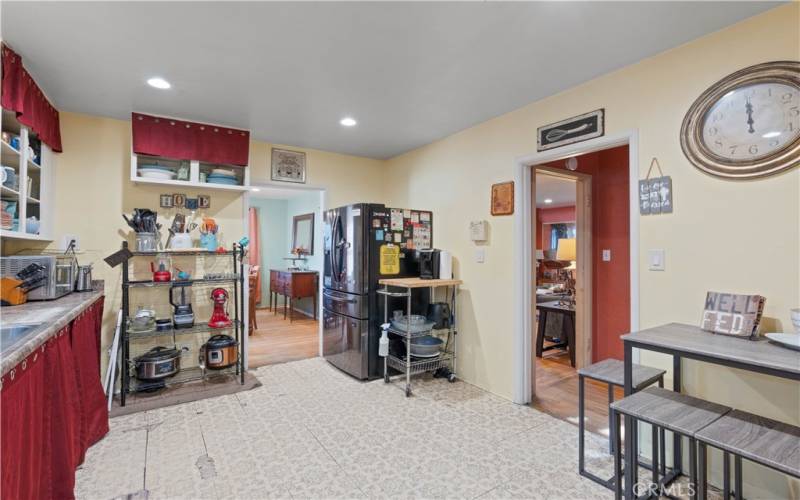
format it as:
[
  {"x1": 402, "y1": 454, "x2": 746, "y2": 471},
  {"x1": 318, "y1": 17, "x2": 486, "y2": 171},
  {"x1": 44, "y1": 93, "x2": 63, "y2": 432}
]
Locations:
[
  {"x1": 419, "y1": 249, "x2": 441, "y2": 279},
  {"x1": 169, "y1": 283, "x2": 195, "y2": 329}
]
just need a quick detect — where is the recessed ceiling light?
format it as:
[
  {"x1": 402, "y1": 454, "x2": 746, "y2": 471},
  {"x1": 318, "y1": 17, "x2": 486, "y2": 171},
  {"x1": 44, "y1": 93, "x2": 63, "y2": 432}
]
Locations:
[
  {"x1": 147, "y1": 77, "x2": 171, "y2": 89},
  {"x1": 339, "y1": 117, "x2": 357, "y2": 127},
  {"x1": 544, "y1": 198, "x2": 553, "y2": 204},
  {"x1": 251, "y1": 187, "x2": 261, "y2": 192},
  {"x1": 762, "y1": 131, "x2": 781, "y2": 139}
]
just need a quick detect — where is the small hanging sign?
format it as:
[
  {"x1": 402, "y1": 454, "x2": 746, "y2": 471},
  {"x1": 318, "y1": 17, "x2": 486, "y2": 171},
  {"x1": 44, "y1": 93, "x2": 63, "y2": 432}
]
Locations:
[{"x1": 639, "y1": 158, "x2": 673, "y2": 215}]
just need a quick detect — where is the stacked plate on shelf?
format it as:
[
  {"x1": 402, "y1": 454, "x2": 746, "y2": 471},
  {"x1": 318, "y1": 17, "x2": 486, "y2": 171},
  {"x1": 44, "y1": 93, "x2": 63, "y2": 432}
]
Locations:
[
  {"x1": 206, "y1": 168, "x2": 239, "y2": 186},
  {"x1": 138, "y1": 164, "x2": 176, "y2": 180}
]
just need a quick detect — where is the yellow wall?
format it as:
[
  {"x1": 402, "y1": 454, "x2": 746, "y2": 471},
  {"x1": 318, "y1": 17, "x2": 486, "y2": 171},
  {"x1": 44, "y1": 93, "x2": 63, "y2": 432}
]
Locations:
[
  {"x1": 384, "y1": 5, "x2": 799, "y2": 497},
  {"x1": 1, "y1": 111, "x2": 385, "y2": 376}
]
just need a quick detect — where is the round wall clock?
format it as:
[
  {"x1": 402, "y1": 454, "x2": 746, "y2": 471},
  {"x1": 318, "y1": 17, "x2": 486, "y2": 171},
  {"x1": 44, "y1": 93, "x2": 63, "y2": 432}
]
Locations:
[{"x1": 680, "y1": 61, "x2": 800, "y2": 179}]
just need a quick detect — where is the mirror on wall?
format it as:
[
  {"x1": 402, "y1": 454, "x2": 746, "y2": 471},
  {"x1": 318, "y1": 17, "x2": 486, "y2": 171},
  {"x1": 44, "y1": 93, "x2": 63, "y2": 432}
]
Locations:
[
  {"x1": 541, "y1": 222, "x2": 576, "y2": 260},
  {"x1": 292, "y1": 213, "x2": 315, "y2": 255}
]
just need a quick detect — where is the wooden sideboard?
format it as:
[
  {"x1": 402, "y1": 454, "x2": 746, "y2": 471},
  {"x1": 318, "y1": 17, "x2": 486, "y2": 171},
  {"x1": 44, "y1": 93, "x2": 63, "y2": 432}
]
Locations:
[{"x1": 269, "y1": 269, "x2": 319, "y2": 322}]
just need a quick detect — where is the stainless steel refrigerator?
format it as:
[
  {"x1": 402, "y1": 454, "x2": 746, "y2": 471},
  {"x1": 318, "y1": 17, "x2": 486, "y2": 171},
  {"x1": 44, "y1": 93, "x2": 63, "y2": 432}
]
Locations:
[{"x1": 322, "y1": 203, "x2": 433, "y2": 379}]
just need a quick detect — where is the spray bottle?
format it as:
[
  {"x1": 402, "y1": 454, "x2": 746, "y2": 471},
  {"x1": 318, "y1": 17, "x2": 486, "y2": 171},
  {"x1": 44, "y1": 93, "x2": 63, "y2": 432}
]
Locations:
[{"x1": 379, "y1": 322, "x2": 390, "y2": 357}]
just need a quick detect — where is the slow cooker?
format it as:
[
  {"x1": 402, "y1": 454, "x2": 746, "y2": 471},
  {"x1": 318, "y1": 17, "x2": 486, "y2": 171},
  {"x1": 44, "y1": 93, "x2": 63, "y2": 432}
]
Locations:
[
  {"x1": 200, "y1": 334, "x2": 238, "y2": 369},
  {"x1": 134, "y1": 346, "x2": 183, "y2": 380}
]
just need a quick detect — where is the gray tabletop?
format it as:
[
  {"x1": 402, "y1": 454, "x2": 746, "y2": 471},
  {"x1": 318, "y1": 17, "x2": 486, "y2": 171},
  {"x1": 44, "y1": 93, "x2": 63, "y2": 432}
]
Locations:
[{"x1": 621, "y1": 323, "x2": 800, "y2": 379}]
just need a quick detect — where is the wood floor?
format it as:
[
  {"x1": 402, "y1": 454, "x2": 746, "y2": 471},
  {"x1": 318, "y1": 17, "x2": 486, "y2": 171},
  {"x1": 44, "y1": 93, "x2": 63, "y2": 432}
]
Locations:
[
  {"x1": 533, "y1": 349, "x2": 623, "y2": 437},
  {"x1": 248, "y1": 307, "x2": 319, "y2": 368}
]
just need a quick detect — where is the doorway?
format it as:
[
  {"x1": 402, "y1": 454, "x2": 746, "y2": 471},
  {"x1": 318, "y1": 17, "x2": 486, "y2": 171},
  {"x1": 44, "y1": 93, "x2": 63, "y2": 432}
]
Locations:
[
  {"x1": 526, "y1": 142, "x2": 633, "y2": 437},
  {"x1": 245, "y1": 185, "x2": 324, "y2": 369},
  {"x1": 513, "y1": 130, "x2": 639, "y2": 412}
]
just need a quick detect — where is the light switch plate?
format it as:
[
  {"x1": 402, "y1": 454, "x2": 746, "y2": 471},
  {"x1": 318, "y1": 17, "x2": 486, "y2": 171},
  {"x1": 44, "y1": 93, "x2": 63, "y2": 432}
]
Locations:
[
  {"x1": 475, "y1": 248, "x2": 485, "y2": 263},
  {"x1": 602, "y1": 249, "x2": 611, "y2": 262},
  {"x1": 648, "y1": 249, "x2": 665, "y2": 271}
]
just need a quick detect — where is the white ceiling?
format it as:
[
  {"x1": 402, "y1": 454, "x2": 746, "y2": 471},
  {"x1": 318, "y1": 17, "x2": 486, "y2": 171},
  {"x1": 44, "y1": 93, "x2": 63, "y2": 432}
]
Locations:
[
  {"x1": 1, "y1": 2, "x2": 781, "y2": 159},
  {"x1": 536, "y1": 173, "x2": 576, "y2": 208}
]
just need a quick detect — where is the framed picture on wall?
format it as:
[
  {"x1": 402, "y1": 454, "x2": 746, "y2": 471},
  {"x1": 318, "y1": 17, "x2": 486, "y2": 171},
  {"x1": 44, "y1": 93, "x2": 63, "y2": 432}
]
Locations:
[
  {"x1": 491, "y1": 181, "x2": 514, "y2": 216},
  {"x1": 271, "y1": 148, "x2": 307, "y2": 184}
]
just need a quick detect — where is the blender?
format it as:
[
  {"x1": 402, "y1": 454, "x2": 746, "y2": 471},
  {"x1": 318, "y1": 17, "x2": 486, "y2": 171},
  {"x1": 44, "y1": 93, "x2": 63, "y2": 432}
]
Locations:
[{"x1": 169, "y1": 283, "x2": 195, "y2": 329}]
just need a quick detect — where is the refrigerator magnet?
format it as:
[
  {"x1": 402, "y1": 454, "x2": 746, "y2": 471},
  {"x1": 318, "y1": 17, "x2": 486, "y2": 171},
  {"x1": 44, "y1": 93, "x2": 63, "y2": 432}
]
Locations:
[
  {"x1": 375, "y1": 229, "x2": 384, "y2": 241},
  {"x1": 394, "y1": 232, "x2": 402, "y2": 243}
]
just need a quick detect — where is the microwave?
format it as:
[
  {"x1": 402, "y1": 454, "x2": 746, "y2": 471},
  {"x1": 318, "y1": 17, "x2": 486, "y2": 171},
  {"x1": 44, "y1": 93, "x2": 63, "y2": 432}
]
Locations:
[{"x1": 0, "y1": 255, "x2": 77, "y2": 300}]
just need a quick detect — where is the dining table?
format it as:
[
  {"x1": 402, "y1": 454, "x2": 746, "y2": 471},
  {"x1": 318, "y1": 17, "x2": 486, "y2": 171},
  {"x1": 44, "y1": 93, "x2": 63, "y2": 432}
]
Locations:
[{"x1": 620, "y1": 323, "x2": 800, "y2": 499}]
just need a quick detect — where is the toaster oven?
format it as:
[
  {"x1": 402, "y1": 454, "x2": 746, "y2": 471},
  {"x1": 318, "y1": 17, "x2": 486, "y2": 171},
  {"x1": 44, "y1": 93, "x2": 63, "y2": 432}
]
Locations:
[{"x1": 0, "y1": 255, "x2": 77, "y2": 301}]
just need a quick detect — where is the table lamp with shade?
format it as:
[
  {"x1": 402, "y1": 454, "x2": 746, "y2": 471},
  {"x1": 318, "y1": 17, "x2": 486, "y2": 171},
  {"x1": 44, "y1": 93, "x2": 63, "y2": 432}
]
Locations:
[
  {"x1": 556, "y1": 238, "x2": 577, "y2": 305},
  {"x1": 556, "y1": 238, "x2": 576, "y2": 268}
]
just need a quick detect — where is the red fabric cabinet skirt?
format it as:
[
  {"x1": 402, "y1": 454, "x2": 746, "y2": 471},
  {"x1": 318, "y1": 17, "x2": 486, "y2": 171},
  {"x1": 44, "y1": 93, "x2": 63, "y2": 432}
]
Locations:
[{"x1": 1, "y1": 298, "x2": 108, "y2": 500}]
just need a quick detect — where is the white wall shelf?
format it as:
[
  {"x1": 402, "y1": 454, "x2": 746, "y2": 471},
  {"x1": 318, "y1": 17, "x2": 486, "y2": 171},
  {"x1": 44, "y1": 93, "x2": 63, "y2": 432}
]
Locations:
[
  {"x1": 131, "y1": 153, "x2": 251, "y2": 192},
  {"x1": 1, "y1": 108, "x2": 54, "y2": 241}
]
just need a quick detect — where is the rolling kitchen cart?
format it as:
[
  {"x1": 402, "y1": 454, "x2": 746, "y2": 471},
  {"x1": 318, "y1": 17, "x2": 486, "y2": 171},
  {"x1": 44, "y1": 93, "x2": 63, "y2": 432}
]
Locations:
[
  {"x1": 118, "y1": 241, "x2": 246, "y2": 407},
  {"x1": 377, "y1": 277, "x2": 462, "y2": 397}
]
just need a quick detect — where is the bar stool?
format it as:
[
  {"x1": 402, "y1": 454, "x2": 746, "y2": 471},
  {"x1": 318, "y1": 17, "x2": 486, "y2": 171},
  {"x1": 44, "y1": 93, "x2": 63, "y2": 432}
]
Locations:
[
  {"x1": 578, "y1": 359, "x2": 666, "y2": 489},
  {"x1": 610, "y1": 387, "x2": 731, "y2": 500},
  {"x1": 695, "y1": 409, "x2": 800, "y2": 500}
]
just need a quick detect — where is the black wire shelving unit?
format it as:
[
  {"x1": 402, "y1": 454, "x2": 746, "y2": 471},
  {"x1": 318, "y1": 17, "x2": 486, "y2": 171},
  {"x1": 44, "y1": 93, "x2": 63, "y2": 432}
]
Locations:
[{"x1": 118, "y1": 241, "x2": 245, "y2": 406}]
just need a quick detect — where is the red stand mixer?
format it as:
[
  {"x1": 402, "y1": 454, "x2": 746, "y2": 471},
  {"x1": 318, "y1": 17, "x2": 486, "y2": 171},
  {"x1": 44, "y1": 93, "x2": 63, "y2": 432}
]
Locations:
[{"x1": 208, "y1": 287, "x2": 232, "y2": 328}]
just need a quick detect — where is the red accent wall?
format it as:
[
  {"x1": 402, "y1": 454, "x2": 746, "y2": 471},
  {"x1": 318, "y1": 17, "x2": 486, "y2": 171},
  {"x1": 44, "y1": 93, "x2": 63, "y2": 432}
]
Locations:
[
  {"x1": 539, "y1": 145, "x2": 630, "y2": 362},
  {"x1": 536, "y1": 206, "x2": 576, "y2": 250}
]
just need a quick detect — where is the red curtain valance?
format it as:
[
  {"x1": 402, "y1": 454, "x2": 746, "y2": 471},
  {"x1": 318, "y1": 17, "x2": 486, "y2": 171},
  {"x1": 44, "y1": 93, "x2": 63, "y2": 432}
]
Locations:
[
  {"x1": 132, "y1": 112, "x2": 250, "y2": 166},
  {"x1": 1, "y1": 44, "x2": 63, "y2": 152}
]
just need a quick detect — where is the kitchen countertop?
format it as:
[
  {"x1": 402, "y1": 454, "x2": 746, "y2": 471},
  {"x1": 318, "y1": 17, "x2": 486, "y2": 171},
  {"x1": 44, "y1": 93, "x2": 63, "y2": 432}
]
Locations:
[{"x1": 1, "y1": 284, "x2": 105, "y2": 377}]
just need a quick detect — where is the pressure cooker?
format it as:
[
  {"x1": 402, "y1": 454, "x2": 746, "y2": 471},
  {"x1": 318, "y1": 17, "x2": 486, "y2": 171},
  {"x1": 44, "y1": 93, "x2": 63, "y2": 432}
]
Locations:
[
  {"x1": 200, "y1": 334, "x2": 238, "y2": 370},
  {"x1": 133, "y1": 346, "x2": 185, "y2": 380}
]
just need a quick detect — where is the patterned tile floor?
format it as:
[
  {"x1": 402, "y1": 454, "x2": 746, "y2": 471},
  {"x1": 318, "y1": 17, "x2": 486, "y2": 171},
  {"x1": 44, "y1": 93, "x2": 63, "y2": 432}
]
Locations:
[{"x1": 76, "y1": 358, "x2": 620, "y2": 500}]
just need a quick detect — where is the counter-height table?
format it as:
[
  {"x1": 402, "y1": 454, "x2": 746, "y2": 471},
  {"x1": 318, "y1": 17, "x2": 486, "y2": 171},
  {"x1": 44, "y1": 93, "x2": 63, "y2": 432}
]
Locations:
[{"x1": 620, "y1": 323, "x2": 800, "y2": 499}]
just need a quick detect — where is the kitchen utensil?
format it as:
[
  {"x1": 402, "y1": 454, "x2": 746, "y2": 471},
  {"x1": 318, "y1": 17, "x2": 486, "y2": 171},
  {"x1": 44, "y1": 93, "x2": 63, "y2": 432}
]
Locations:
[
  {"x1": 199, "y1": 334, "x2": 238, "y2": 369},
  {"x1": 402, "y1": 335, "x2": 444, "y2": 358},
  {"x1": 427, "y1": 302, "x2": 451, "y2": 330},
  {"x1": 133, "y1": 346, "x2": 184, "y2": 380},
  {"x1": 419, "y1": 249, "x2": 441, "y2": 279},
  {"x1": 208, "y1": 287, "x2": 232, "y2": 328},
  {"x1": 0, "y1": 254, "x2": 76, "y2": 301},
  {"x1": 150, "y1": 255, "x2": 172, "y2": 282},
  {"x1": 0, "y1": 263, "x2": 46, "y2": 306},
  {"x1": 2, "y1": 167, "x2": 16, "y2": 189},
  {"x1": 170, "y1": 233, "x2": 192, "y2": 250},
  {"x1": 136, "y1": 232, "x2": 157, "y2": 252},
  {"x1": 212, "y1": 168, "x2": 236, "y2": 176},
  {"x1": 390, "y1": 314, "x2": 435, "y2": 334},
  {"x1": 75, "y1": 264, "x2": 94, "y2": 292},
  {"x1": 791, "y1": 308, "x2": 800, "y2": 334},
  {"x1": 765, "y1": 333, "x2": 800, "y2": 351},
  {"x1": 155, "y1": 318, "x2": 172, "y2": 332},
  {"x1": 200, "y1": 233, "x2": 217, "y2": 252},
  {"x1": 170, "y1": 283, "x2": 195, "y2": 329},
  {"x1": 129, "y1": 307, "x2": 156, "y2": 333}
]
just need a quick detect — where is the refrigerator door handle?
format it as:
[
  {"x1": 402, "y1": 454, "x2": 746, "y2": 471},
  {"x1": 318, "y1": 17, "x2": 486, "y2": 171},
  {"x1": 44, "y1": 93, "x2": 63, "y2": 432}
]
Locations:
[
  {"x1": 331, "y1": 213, "x2": 341, "y2": 283},
  {"x1": 323, "y1": 291, "x2": 356, "y2": 303}
]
